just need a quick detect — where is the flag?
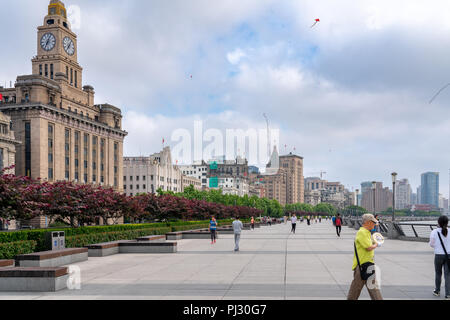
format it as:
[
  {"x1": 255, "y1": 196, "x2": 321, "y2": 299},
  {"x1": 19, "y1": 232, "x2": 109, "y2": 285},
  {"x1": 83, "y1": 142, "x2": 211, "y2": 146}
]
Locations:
[{"x1": 0, "y1": 93, "x2": 3, "y2": 101}]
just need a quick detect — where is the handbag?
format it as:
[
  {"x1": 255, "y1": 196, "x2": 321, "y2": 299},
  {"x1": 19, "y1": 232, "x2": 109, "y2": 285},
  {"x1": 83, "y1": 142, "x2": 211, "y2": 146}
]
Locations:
[
  {"x1": 354, "y1": 242, "x2": 375, "y2": 281},
  {"x1": 437, "y1": 232, "x2": 450, "y2": 269}
]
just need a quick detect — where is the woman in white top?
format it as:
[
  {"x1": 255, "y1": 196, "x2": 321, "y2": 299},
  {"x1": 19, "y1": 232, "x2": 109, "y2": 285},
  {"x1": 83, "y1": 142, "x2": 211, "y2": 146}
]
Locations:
[{"x1": 429, "y1": 215, "x2": 450, "y2": 299}]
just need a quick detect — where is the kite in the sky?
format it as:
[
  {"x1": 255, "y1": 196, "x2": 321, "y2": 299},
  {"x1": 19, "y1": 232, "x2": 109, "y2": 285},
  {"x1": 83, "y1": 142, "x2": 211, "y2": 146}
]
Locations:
[
  {"x1": 429, "y1": 83, "x2": 450, "y2": 104},
  {"x1": 311, "y1": 19, "x2": 320, "y2": 28}
]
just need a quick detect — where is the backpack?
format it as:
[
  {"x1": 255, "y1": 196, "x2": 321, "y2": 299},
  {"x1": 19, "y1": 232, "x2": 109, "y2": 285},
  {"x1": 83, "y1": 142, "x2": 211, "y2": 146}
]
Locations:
[
  {"x1": 336, "y1": 217, "x2": 342, "y2": 227},
  {"x1": 332, "y1": 217, "x2": 336, "y2": 226}
]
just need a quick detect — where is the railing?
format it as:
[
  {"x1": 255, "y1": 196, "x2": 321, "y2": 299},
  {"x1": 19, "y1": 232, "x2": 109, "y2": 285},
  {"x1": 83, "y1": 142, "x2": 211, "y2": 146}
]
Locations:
[{"x1": 342, "y1": 216, "x2": 438, "y2": 241}]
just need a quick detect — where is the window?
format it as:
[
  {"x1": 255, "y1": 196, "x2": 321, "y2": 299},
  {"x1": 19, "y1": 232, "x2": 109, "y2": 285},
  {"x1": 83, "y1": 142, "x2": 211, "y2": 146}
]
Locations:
[
  {"x1": 66, "y1": 66, "x2": 69, "y2": 78},
  {"x1": 93, "y1": 175, "x2": 97, "y2": 182},
  {"x1": 130, "y1": 176, "x2": 133, "y2": 181},
  {"x1": 39, "y1": 65, "x2": 42, "y2": 76},
  {"x1": 130, "y1": 185, "x2": 133, "y2": 190},
  {"x1": 45, "y1": 64, "x2": 48, "y2": 77},
  {"x1": 48, "y1": 124, "x2": 55, "y2": 181},
  {"x1": 124, "y1": 176, "x2": 126, "y2": 181},
  {"x1": 124, "y1": 185, "x2": 127, "y2": 190},
  {"x1": 136, "y1": 176, "x2": 139, "y2": 181},
  {"x1": 70, "y1": 68, "x2": 73, "y2": 85},
  {"x1": 75, "y1": 70, "x2": 77, "y2": 87},
  {"x1": 25, "y1": 122, "x2": 31, "y2": 177},
  {"x1": 137, "y1": 185, "x2": 140, "y2": 190},
  {"x1": 0, "y1": 148, "x2": 3, "y2": 170},
  {"x1": 143, "y1": 176, "x2": 146, "y2": 181},
  {"x1": 143, "y1": 184, "x2": 146, "y2": 189},
  {"x1": 50, "y1": 64, "x2": 54, "y2": 79}
]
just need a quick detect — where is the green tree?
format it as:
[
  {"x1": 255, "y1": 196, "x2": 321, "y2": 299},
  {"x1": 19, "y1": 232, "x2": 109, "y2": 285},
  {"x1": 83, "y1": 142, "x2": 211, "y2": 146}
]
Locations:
[{"x1": 314, "y1": 203, "x2": 337, "y2": 215}]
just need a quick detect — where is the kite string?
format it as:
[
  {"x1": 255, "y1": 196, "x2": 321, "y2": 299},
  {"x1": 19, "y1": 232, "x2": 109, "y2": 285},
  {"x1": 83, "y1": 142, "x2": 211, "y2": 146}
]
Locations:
[{"x1": 429, "y1": 83, "x2": 450, "y2": 104}]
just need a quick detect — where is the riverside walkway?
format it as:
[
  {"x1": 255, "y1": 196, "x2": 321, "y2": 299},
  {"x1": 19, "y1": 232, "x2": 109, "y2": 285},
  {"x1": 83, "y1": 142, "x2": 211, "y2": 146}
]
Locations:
[{"x1": 0, "y1": 221, "x2": 439, "y2": 300}]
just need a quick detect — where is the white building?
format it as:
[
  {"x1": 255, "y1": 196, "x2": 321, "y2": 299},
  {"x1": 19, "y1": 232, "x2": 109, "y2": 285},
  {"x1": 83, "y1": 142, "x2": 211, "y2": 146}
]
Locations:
[
  {"x1": 179, "y1": 161, "x2": 208, "y2": 188},
  {"x1": 395, "y1": 179, "x2": 412, "y2": 210},
  {"x1": 123, "y1": 147, "x2": 182, "y2": 196}
]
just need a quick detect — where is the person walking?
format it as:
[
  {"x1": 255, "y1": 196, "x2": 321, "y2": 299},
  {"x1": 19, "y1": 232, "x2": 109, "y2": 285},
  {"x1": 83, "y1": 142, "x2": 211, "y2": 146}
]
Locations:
[
  {"x1": 232, "y1": 216, "x2": 243, "y2": 252},
  {"x1": 251, "y1": 216, "x2": 255, "y2": 230},
  {"x1": 347, "y1": 214, "x2": 383, "y2": 300},
  {"x1": 268, "y1": 217, "x2": 272, "y2": 226},
  {"x1": 306, "y1": 215, "x2": 311, "y2": 226},
  {"x1": 291, "y1": 213, "x2": 297, "y2": 234},
  {"x1": 210, "y1": 216, "x2": 217, "y2": 244},
  {"x1": 429, "y1": 215, "x2": 450, "y2": 299},
  {"x1": 335, "y1": 214, "x2": 342, "y2": 237}
]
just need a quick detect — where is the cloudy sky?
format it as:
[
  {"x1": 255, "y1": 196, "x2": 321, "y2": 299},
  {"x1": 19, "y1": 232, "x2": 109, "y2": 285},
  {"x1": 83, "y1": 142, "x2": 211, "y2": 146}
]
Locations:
[{"x1": 2, "y1": 0, "x2": 450, "y2": 198}]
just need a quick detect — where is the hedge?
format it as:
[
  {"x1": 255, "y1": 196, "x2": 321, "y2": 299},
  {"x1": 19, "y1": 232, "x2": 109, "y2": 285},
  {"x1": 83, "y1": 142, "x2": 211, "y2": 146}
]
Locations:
[
  {"x1": 65, "y1": 227, "x2": 171, "y2": 248},
  {"x1": 0, "y1": 240, "x2": 37, "y2": 260}
]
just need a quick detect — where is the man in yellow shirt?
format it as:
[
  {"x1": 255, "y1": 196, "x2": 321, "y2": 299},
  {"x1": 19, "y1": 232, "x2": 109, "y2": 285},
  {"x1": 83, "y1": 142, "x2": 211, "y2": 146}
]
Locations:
[{"x1": 347, "y1": 214, "x2": 383, "y2": 300}]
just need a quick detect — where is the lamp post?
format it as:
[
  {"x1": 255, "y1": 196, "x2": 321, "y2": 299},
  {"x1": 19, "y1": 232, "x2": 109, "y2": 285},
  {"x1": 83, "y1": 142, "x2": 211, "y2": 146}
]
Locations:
[
  {"x1": 355, "y1": 189, "x2": 359, "y2": 218},
  {"x1": 372, "y1": 181, "x2": 377, "y2": 215},
  {"x1": 391, "y1": 172, "x2": 397, "y2": 222}
]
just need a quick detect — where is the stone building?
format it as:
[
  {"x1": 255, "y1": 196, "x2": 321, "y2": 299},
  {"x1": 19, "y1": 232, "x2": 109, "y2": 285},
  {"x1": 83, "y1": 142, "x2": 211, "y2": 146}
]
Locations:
[
  {"x1": 0, "y1": 112, "x2": 21, "y2": 174},
  {"x1": 124, "y1": 147, "x2": 182, "y2": 196},
  {"x1": 280, "y1": 153, "x2": 304, "y2": 204},
  {"x1": 179, "y1": 161, "x2": 208, "y2": 188},
  {"x1": 0, "y1": 1, "x2": 127, "y2": 192},
  {"x1": 207, "y1": 156, "x2": 249, "y2": 196},
  {"x1": 181, "y1": 175, "x2": 203, "y2": 192}
]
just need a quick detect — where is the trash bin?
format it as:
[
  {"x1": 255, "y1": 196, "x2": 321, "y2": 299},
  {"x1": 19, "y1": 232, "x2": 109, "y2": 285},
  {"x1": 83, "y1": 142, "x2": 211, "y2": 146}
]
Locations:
[
  {"x1": 46, "y1": 231, "x2": 65, "y2": 250},
  {"x1": 59, "y1": 231, "x2": 65, "y2": 249}
]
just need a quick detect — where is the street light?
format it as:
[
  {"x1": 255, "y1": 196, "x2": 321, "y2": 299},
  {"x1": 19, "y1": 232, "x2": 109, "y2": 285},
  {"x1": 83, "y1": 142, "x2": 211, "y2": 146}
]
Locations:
[
  {"x1": 391, "y1": 172, "x2": 397, "y2": 222},
  {"x1": 372, "y1": 181, "x2": 377, "y2": 215}
]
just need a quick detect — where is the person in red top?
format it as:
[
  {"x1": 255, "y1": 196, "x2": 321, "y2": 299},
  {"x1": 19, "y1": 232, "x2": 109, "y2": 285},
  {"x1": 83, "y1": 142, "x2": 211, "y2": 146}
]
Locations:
[
  {"x1": 335, "y1": 214, "x2": 342, "y2": 237},
  {"x1": 251, "y1": 217, "x2": 255, "y2": 230}
]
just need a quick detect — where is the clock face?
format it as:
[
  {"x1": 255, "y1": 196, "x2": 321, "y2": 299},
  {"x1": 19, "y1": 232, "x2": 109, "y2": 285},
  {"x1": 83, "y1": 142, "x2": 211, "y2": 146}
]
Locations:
[
  {"x1": 63, "y1": 37, "x2": 75, "y2": 56},
  {"x1": 40, "y1": 33, "x2": 56, "y2": 51}
]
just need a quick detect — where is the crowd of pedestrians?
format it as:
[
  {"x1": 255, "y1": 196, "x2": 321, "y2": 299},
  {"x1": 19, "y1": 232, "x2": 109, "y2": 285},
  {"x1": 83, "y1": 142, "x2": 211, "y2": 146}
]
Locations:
[{"x1": 207, "y1": 211, "x2": 450, "y2": 300}]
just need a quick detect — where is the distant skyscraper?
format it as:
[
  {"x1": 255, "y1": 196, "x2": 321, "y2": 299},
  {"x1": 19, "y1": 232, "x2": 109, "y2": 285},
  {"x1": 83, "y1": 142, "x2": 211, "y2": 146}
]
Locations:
[
  {"x1": 411, "y1": 193, "x2": 417, "y2": 205},
  {"x1": 421, "y1": 172, "x2": 439, "y2": 208},
  {"x1": 395, "y1": 179, "x2": 411, "y2": 210},
  {"x1": 417, "y1": 186, "x2": 422, "y2": 205}
]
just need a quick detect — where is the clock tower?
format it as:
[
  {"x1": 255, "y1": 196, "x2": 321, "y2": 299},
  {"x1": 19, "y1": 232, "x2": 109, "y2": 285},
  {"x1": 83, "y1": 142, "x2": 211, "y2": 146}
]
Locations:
[
  {"x1": 0, "y1": 0, "x2": 128, "y2": 227},
  {"x1": 32, "y1": 0, "x2": 82, "y2": 88}
]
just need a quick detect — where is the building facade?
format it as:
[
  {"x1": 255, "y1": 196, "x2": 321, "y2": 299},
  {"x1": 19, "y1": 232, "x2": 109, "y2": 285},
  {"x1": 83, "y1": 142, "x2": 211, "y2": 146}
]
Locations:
[
  {"x1": 279, "y1": 153, "x2": 304, "y2": 204},
  {"x1": 361, "y1": 182, "x2": 393, "y2": 213},
  {"x1": 123, "y1": 147, "x2": 182, "y2": 196},
  {"x1": 206, "y1": 156, "x2": 249, "y2": 196},
  {"x1": 0, "y1": 112, "x2": 21, "y2": 174},
  {"x1": 179, "y1": 161, "x2": 208, "y2": 188},
  {"x1": 421, "y1": 172, "x2": 439, "y2": 209},
  {"x1": 0, "y1": 1, "x2": 127, "y2": 192},
  {"x1": 395, "y1": 179, "x2": 412, "y2": 210}
]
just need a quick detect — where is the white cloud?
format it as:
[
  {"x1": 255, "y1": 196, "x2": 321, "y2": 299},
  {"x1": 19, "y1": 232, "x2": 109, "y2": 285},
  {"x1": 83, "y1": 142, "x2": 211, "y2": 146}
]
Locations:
[{"x1": 227, "y1": 48, "x2": 246, "y2": 65}]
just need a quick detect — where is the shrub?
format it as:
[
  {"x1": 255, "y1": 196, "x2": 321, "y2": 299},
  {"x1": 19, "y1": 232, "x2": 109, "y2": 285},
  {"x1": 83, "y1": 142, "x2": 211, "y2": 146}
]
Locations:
[
  {"x1": 65, "y1": 227, "x2": 171, "y2": 248},
  {"x1": 0, "y1": 240, "x2": 37, "y2": 259}
]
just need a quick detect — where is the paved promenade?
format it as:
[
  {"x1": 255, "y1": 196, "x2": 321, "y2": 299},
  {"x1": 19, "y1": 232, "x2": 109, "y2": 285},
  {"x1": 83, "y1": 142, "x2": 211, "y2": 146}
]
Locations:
[{"x1": 0, "y1": 221, "x2": 440, "y2": 300}]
